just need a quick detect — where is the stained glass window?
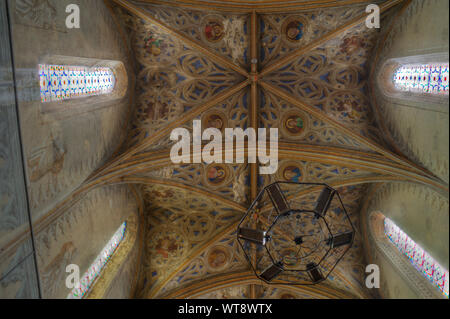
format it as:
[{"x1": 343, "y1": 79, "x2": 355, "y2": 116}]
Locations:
[
  {"x1": 67, "y1": 222, "x2": 127, "y2": 299},
  {"x1": 39, "y1": 64, "x2": 116, "y2": 103},
  {"x1": 392, "y1": 63, "x2": 449, "y2": 95},
  {"x1": 384, "y1": 217, "x2": 449, "y2": 297}
]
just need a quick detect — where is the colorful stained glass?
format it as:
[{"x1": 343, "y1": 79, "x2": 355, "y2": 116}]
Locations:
[
  {"x1": 392, "y1": 63, "x2": 449, "y2": 95},
  {"x1": 67, "y1": 222, "x2": 126, "y2": 299},
  {"x1": 384, "y1": 218, "x2": 449, "y2": 297},
  {"x1": 39, "y1": 64, "x2": 115, "y2": 103}
]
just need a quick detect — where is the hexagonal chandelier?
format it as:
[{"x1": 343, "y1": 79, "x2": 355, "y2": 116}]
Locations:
[{"x1": 237, "y1": 182, "x2": 355, "y2": 285}]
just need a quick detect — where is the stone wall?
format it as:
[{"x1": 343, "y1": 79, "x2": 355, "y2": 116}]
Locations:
[
  {"x1": 0, "y1": 0, "x2": 39, "y2": 298},
  {"x1": 1, "y1": 0, "x2": 135, "y2": 298},
  {"x1": 361, "y1": 183, "x2": 448, "y2": 299},
  {"x1": 35, "y1": 184, "x2": 137, "y2": 299},
  {"x1": 372, "y1": 0, "x2": 449, "y2": 183}
]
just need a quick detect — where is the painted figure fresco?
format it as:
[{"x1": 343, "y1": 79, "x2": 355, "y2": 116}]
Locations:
[{"x1": 204, "y1": 20, "x2": 225, "y2": 42}]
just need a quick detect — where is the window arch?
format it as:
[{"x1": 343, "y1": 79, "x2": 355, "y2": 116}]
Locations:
[
  {"x1": 67, "y1": 221, "x2": 127, "y2": 299},
  {"x1": 366, "y1": 211, "x2": 448, "y2": 299},
  {"x1": 37, "y1": 55, "x2": 128, "y2": 114},
  {"x1": 39, "y1": 65, "x2": 116, "y2": 102},
  {"x1": 384, "y1": 217, "x2": 448, "y2": 297},
  {"x1": 392, "y1": 63, "x2": 449, "y2": 95},
  {"x1": 377, "y1": 53, "x2": 449, "y2": 107}
]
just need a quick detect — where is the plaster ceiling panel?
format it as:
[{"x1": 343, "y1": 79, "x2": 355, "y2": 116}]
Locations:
[
  {"x1": 157, "y1": 229, "x2": 250, "y2": 298},
  {"x1": 102, "y1": 1, "x2": 412, "y2": 299},
  {"x1": 259, "y1": 5, "x2": 368, "y2": 68},
  {"x1": 135, "y1": 86, "x2": 250, "y2": 152},
  {"x1": 115, "y1": 6, "x2": 246, "y2": 149},
  {"x1": 139, "y1": 186, "x2": 245, "y2": 297},
  {"x1": 149, "y1": 184, "x2": 372, "y2": 299},
  {"x1": 261, "y1": 159, "x2": 378, "y2": 193},
  {"x1": 139, "y1": 162, "x2": 250, "y2": 206},
  {"x1": 257, "y1": 285, "x2": 329, "y2": 299},
  {"x1": 194, "y1": 285, "x2": 250, "y2": 299},
  {"x1": 260, "y1": 89, "x2": 375, "y2": 151},
  {"x1": 264, "y1": 22, "x2": 384, "y2": 146},
  {"x1": 130, "y1": 1, "x2": 250, "y2": 69}
]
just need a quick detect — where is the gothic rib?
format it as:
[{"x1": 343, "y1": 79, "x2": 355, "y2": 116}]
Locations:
[
  {"x1": 359, "y1": 183, "x2": 385, "y2": 265},
  {"x1": 368, "y1": 0, "x2": 414, "y2": 156},
  {"x1": 259, "y1": 0, "x2": 405, "y2": 77},
  {"x1": 117, "y1": 176, "x2": 248, "y2": 212},
  {"x1": 86, "y1": 192, "x2": 141, "y2": 299},
  {"x1": 144, "y1": 220, "x2": 240, "y2": 298},
  {"x1": 110, "y1": 0, "x2": 249, "y2": 76},
  {"x1": 28, "y1": 139, "x2": 440, "y2": 247},
  {"x1": 159, "y1": 270, "x2": 360, "y2": 299},
  {"x1": 31, "y1": 0, "x2": 446, "y2": 300},
  {"x1": 250, "y1": 10, "x2": 259, "y2": 202},
  {"x1": 93, "y1": 142, "x2": 447, "y2": 193},
  {"x1": 128, "y1": 184, "x2": 147, "y2": 299},
  {"x1": 137, "y1": 0, "x2": 382, "y2": 13},
  {"x1": 259, "y1": 81, "x2": 445, "y2": 186},
  {"x1": 259, "y1": 175, "x2": 397, "y2": 212},
  {"x1": 249, "y1": 10, "x2": 259, "y2": 299},
  {"x1": 86, "y1": 80, "x2": 250, "y2": 183},
  {"x1": 144, "y1": 175, "x2": 397, "y2": 298}
]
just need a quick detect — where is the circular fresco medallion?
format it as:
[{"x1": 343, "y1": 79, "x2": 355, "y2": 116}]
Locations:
[
  {"x1": 206, "y1": 245, "x2": 231, "y2": 271},
  {"x1": 202, "y1": 111, "x2": 227, "y2": 132},
  {"x1": 203, "y1": 18, "x2": 225, "y2": 43},
  {"x1": 281, "y1": 111, "x2": 309, "y2": 139},
  {"x1": 278, "y1": 161, "x2": 304, "y2": 183},
  {"x1": 204, "y1": 163, "x2": 230, "y2": 186},
  {"x1": 285, "y1": 115, "x2": 305, "y2": 135},
  {"x1": 282, "y1": 17, "x2": 307, "y2": 43}
]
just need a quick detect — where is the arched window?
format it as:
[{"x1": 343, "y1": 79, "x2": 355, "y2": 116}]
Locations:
[
  {"x1": 37, "y1": 56, "x2": 128, "y2": 114},
  {"x1": 392, "y1": 63, "x2": 449, "y2": 95},
  {"x1": 67, "y1": 221, "x2": 127, "y2": 299},
  {"x1": 384, "y1": 217, "x2": 449, "y2": 297},
  {"x1": 377, "y1": 54, "x2": 449, "y2": 107},
  {"x1": 39, "y1": 64, "x2": 116, "y2": 102}
]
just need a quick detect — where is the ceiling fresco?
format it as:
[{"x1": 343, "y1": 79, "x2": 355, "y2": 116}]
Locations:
[
  {"x1": 258, "y1": 7, "x2": 367, "y2": 68},
  {"x1": 116, "y1": 6, "x2": 246, "y2": 148},
  {"x1": 98, "y1": 0, "x2": 443, "y2": 299},
  {"x1": 263, "y1": 26, "x2": 382, "y2": 144},
  {"x1": 259, "y1": 91, "x2": 371, "y2": 151},
  {"x1": 147, "y1": 184, "x2": 371, "y2": 299}
]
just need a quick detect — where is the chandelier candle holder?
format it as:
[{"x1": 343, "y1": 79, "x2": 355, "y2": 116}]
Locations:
[{"x1": 237, "y1": 182, "x2": 355, "y2": 285}]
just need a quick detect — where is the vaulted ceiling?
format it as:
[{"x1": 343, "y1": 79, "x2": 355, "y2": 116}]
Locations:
[{"x1": 84, "y1": 0, "x2": 446, "y2": 298}]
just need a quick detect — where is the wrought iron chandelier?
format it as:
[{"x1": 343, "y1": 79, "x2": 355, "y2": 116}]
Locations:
[{"x1": 237, "y1": 182, "x2": 355, "y2": 285}]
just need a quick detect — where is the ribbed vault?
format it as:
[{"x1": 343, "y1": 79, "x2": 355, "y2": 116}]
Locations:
[{"x1": 73, "y1": 0, "x2": 448, "y2": 299}]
